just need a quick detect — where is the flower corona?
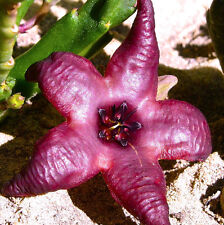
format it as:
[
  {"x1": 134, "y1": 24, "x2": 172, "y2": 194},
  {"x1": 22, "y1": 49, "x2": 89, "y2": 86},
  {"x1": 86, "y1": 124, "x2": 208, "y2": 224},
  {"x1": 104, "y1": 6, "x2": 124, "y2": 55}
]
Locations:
[{"x1": 98, "y1": 101, "x2": 142, "y2": 146}]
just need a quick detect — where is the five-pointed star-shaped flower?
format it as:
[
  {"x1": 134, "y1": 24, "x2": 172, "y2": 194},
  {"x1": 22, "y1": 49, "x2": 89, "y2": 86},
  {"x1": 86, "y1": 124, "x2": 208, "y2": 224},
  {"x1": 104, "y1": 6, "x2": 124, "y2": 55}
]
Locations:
[{"x1": 2, "y1": 0, "x2": 212, "y2": 224}]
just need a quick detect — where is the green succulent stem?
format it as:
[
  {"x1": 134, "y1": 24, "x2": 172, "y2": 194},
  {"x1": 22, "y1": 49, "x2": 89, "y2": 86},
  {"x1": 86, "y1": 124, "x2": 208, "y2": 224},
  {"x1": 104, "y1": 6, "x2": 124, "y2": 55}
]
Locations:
[
  {"x1": 0, "y1": 76, "x2": 16, "y2": 101},
  {"x1": 0, "y1": 1, "x2": 25, "y2": 83},
  {"x1": 0, "y1": 0, "x2": 32, "y2": 121},
  {"x1": 0, "y1": 0, "x2": 136, "y2": 121},
  {"x1": 8, "y1": 0, "x2": 136, "y2": 98}
]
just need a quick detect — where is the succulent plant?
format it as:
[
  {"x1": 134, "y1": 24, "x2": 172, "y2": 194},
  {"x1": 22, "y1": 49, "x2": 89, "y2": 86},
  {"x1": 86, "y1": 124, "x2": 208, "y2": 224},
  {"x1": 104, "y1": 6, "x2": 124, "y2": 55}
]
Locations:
[
  {"x1": 1, "y1": 0, "x2": 212, "y2": 224},
  {"x1": 0, "y1": 0, "x2": 136, "y2": 121}
]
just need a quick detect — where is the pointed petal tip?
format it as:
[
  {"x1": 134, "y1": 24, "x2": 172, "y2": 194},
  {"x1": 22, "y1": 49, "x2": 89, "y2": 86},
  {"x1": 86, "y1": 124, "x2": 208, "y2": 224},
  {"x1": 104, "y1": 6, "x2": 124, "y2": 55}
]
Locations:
[
  {"x1": 1, "y1": 182, "x2": 19, "y2": 197},
  {"x1": 1, "y1": 174, "x2": 30, "y2": 198},
  {"x1": 105, "y1": 0, "x2": 158, "y2": 101},
  {"x1": 25, "y1": 52, "x2": 67, "y2": 83}
]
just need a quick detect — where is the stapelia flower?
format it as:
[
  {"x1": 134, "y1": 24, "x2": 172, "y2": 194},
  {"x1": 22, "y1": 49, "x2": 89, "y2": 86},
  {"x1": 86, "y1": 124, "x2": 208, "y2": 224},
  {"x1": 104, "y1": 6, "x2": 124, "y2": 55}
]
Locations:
[{"x1": 2, "y1": 0, "x2": 212, "y2": 224}]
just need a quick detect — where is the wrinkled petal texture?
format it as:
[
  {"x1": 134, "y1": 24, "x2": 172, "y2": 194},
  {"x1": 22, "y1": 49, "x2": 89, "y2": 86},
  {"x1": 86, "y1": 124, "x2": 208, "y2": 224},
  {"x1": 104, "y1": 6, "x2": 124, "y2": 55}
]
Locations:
[
  {"x1": 136, "y1": 99, "x2": 212, "y2": 161},
  {"x1": 105, "y1": 0, "x2": 159, "y2": 102},
  {"x1": 2, "y1": 122, "x2": 101, "y2": 196},
  {"x1": 1, "y1": 0, "x2": 212, "y2": 225},
  {"x1": 26, "y1": 52, "x2": 108, "y2": 123},
  {"x1": 103, "y1": 152, "x2": 170, "y2": 225}
]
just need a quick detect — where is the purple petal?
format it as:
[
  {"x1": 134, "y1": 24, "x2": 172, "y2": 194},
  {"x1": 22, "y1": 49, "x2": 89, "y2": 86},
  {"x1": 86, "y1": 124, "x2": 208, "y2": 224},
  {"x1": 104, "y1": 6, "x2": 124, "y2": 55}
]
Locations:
[
  {"x1": 1, "y1": 122, "x2": 101, "y2": 197},
  {"x1": 102, "y1": 152, "x2": 170, "y2": 225},
  {"x1": 25, "y1": 52, "x2": 108, "y2": 123},
  {"x1": 137, "y1": 99, "x2": 212, "y2": 161},
  {"x1": 105, "y1": 0, "x2": 159, "y2": 102}
]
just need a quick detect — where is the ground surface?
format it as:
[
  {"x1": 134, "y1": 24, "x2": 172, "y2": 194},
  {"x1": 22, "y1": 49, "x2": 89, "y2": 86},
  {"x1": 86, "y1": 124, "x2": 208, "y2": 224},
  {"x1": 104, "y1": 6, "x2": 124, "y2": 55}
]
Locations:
[{"x1": 1, "y1": 0, "x2": 224, "y2": 224}]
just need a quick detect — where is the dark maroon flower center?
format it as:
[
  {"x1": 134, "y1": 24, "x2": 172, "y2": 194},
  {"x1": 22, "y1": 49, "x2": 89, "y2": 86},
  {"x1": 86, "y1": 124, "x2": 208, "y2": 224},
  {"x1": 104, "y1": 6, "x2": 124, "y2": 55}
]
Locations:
[{"x1": 98, "y1": 101, "x2": 142, "y2": 147}]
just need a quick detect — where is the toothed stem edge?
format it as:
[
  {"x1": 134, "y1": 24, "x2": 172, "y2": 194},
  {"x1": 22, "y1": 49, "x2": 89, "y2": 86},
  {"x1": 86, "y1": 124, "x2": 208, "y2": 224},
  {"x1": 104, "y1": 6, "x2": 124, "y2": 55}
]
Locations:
[{"x1": 0, "y1": 1, "x2": 24, "y2": 83}]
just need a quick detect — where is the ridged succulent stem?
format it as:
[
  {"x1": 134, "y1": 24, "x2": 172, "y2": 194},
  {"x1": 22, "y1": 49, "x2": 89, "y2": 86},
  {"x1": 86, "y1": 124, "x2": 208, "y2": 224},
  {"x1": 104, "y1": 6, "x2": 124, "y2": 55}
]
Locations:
[{"x1": 0, "y1": 1, "x2": 23, "y2": 84}]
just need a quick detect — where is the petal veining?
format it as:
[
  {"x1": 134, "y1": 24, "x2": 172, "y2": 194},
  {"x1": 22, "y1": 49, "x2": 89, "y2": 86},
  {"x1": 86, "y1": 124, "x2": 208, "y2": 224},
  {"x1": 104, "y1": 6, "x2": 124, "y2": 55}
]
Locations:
[
  {"x1": 26, "y1": 52, "x2": 108, "y2": 123},
  {"x1": 105, "y1": 0, "x2": 159, "y2": 102},
  {"x1": 102, "y1": 152, "x2": 170, "y2": 225},
  {"x1": 2, "y1": 122, "x2": 102, "y2": 197},
  {"x1": 137, "y1": 99, "x2": 212, "y2": 161}
]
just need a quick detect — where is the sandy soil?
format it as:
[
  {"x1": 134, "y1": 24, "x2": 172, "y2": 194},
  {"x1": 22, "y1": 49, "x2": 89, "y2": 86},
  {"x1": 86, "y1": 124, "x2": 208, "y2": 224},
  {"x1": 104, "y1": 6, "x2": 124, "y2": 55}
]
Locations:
[{"x1": 1, "y1": 0, "x2": 224, "y2": 224}]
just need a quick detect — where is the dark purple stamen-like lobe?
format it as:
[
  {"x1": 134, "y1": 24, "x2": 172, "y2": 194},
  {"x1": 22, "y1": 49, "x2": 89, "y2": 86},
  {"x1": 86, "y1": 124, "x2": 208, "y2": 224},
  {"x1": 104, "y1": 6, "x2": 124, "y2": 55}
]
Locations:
[
  {"x1": 114, "y1": 101, "x2": 128, "y2": 121},
  {"x1": 98, "y1": 101, "x2": 142, "y2": 147}
]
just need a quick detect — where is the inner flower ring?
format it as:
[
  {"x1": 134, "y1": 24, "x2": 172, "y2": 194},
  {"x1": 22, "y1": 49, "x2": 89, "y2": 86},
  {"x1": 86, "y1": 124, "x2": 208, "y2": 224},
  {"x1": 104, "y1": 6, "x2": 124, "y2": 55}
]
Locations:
[{"x1": 98, "y1": 101, "x2": 142, "y2": 147}]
